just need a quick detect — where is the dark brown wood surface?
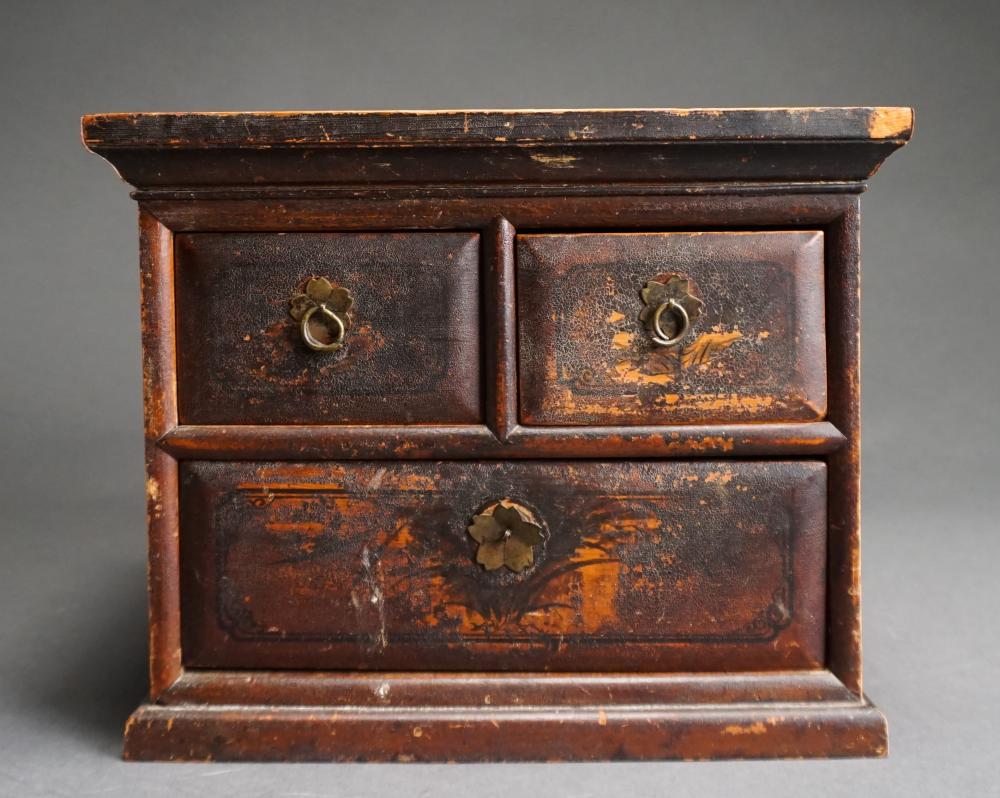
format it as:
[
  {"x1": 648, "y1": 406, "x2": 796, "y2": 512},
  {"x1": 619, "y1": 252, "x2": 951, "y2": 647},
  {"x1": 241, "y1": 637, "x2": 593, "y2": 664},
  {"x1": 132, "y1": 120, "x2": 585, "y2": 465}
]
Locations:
[
  {"x1": 180, "y1": 460, "x2": 826, "y2": 672},
  {"x1": 138, "y1": 192, "x2": 856, "y2": 232},
  {"x1": 123, "y1": 700, "x2": 887, "y2": 762},
  {"x1": 137, "y1": 211, "x2": 183, "y2": 699},
  {"x1": 824, "y1": 198, "x2": 865, "y2": 694},
  {"x1": 174, "y1": 232, "x2": 480, "y2": 425},
  {"x1": 160, "y1": 669, "x2": 855, "y2": 708},
  {"x1": 80, "y1": 108, "x2": 912, "y2": 762},
  {"x1": 79, "y1": 144, "x2": 907, "y2": 190},
  {"x1": 81, "y1": 108, "x2": 912, "y2": 190},
  {"x1": 82, "y1": 107, "x2": 913, "y2": 147},
  {"x1": 518, "y1": 232, "x2": 826, "y2": 425},
  {"x1": 158, "y1": 421, "x2": 846, "y2": 460}
]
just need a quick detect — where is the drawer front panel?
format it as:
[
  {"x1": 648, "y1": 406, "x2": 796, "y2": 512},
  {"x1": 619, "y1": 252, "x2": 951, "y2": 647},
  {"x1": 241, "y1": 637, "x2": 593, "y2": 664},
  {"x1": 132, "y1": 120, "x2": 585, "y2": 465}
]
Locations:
[
  {"x1": 517, "y1": 232, "x2": 826, "y2": 425},
  {"x1": 181, "y1": 460, "x2": 827, "y2": 671},
  {"x1": 175, "y1": 232, "x2": 481, "y2": 425}
]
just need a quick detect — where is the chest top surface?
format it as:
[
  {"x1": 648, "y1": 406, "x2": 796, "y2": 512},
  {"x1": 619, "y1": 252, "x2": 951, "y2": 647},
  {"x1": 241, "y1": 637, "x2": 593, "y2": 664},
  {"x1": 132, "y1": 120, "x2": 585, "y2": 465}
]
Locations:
[{"x1": 82, "y1": 107, "x2": 912, "y2": 190}]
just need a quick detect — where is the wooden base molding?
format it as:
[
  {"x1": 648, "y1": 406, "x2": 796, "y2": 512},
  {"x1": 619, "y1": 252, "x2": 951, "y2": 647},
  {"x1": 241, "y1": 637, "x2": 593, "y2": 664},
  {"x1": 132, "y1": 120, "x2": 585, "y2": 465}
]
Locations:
[
  {"x1": 123, "y1": 670, "x2": 886, "y2": 761},
  {"x1": 124, "y1": 700, "x2": 887, "y2": 762}
]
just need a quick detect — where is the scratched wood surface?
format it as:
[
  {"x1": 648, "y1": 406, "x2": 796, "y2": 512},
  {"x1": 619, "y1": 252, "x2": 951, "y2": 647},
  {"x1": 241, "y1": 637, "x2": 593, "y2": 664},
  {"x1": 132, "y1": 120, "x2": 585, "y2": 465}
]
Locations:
[
  {"x1": 79, "y1": 108, "x2": 913, "y2": 761},
  {"x1": 518, "y1": 232, "x2": 826, "y2": 425},
  {"x1": 180, "y1": 460, "x2": 826, "y2": 672},
  {"x1": 160, "y1": 670, "x2": 857, "y2": 708},
  {"x1": 82, "y1": 108, "x2": 914, "y2": 147},
  {"x1": 123, "y1": 700, "x2": 888, "y2": 762},
  {"x1": 80, "y1": 109, "x2": 913, "y2": 189},
  {"x1": 174, "y1": 232, "x2": 481, "y2": 425}
]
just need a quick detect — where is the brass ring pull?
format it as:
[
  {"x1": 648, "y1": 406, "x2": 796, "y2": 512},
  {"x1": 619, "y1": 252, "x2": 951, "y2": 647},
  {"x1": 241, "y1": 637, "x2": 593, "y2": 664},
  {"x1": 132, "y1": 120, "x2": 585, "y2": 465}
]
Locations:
[
  {"x1": 289, "y1": 277, "x2": 354, "y2": 353},
  {"x1": 650, "y1": 298, "x2": 690, "y2": 347},
  {"x1": 639, "y1": 276, "x2": 703, "y2": 348},
  {"x1": 300, "y1": 303, "x2": 346, "y2": 351}
]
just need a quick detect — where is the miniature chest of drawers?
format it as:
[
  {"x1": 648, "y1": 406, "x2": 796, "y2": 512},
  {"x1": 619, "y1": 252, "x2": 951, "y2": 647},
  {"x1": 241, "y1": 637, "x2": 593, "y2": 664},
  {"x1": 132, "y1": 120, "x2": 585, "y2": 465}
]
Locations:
[{"x1": 83, "y1": 107, "x2": 911, "y2": 762}]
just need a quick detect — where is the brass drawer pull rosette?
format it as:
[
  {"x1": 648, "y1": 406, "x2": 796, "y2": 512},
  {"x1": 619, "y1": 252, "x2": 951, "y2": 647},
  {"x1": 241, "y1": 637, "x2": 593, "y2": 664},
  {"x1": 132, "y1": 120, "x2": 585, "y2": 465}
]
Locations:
[
  {"x1": 468, "y1": 500, "x2": 545, "y2": 574},
  {"x1": 639, "y1": 275, "x2": 704, "y2": 347},
  {"x1": 289, "y1": 277, "x2": 354, "y2": 352}
]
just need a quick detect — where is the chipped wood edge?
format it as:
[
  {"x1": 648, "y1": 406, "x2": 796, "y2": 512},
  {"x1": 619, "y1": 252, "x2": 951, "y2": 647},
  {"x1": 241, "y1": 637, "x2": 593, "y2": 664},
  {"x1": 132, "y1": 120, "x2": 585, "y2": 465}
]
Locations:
[
  {"x1": 81, "y1": 107, "x2": 914, "y2": 148},
  {"x1": 867, "y1": 107, "x2": 914, "y2": 139}
]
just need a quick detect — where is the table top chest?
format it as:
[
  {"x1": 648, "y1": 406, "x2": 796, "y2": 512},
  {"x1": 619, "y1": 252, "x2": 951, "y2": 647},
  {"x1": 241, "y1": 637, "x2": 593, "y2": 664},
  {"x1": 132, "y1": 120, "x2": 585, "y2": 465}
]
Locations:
[{"x1": 83, "y1": 107, "x2": 911, "y2": 762}]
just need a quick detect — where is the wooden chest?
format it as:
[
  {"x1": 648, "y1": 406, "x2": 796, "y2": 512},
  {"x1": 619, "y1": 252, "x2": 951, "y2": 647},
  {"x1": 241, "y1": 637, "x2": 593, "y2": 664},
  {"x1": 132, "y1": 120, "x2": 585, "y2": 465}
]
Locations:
[{"x1": 82, "y1": 107, "x2": 911, "y2": 761}]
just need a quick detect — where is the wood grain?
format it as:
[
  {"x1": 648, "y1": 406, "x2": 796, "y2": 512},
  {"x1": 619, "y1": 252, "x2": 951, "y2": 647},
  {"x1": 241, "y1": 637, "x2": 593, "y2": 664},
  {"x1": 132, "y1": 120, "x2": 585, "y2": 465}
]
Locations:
[
  {"x1": 160, "y1": 669, "x2": 856, "y2": 707},
  {"x1": 174, "y1": 232, "x2": 481, "y2": 425},
  {"x1": 180, "y1": 460, "x2": 826, "y2": 672},
  {"x1": 82, "y1": 108, "x2": 913, "y2": 147},
  {"x1": 81, "y1": 109, "x2": 913, "y2": 191},
  {"x1": 483, "y1": 217, "x2": 517, "y2": 440},
  {"x1": 824, "y1": 200, "x2": 865, "y2": 694},
  {"x1": 138, "y1": 211, "x2": 182, "y2": 698},
  {"x1": 518, "y1": 231, "x2": 826, "y2": 425},
  {"x1": 123, "y1": 700, "x2": 887, "y2": 762},
  {"x1": 138, "y1": 192, "x2": 856, "y2": 233},
  {"x1": 156, "y1": 421, "x2": 847, "y2": 460}
]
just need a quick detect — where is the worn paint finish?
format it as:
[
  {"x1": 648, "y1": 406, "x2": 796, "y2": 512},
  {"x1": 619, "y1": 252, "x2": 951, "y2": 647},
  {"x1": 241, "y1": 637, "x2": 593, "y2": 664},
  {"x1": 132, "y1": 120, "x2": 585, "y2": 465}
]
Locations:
[
  {"x1": 867, "y1": 107, "x2": 914, "y2": 139},
  {"x1": 122, "y1": 700, "x2": 888, "y2": 762},
  {"x1": 180, "y1": 460, "x2": 826, "y2": 672},
  {"x1": 137, "y1": 212, "x2": 182, "y2": 699},
  {"x1": 82, "y1": 108, "x2": 914, "y2": 148},
  {"x1": 161, "y1": 669, "x2": 860, "y2": 708},
  {"x1": 79, "y1": 109, "x2": 911, "y2": 762},
  {"x1": 157, "y1": 421, "x2": 847, "y2": 460},
  {"x1": 174, "y1": 232, "x2": 481, "y2": 425},
  {"x1": 81, "y1": 108, "x2": 913, "y2": 189},
  {"x1": 518, "y1": 232, "x2": 826, "y2": 425}
]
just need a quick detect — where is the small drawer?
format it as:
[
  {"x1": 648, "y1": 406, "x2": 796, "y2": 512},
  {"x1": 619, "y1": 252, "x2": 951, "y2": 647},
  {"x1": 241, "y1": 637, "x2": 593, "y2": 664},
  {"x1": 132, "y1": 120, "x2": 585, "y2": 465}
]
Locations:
[
  {"x1": 180, "y1": 459, "x2": 827, "y2": 672},
  {"x1": 174, "y1": 232, "x2": 481, "y2": 425},
  {"x1": 517, "y1": 231, "x2": 826, "y2": 425}
]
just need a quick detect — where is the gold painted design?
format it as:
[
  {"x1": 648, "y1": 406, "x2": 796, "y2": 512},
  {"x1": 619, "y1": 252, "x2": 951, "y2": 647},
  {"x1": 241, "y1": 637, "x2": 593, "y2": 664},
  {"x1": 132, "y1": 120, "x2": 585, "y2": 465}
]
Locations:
[{"x1": 681, "y1": 331, "x2": 743, "y2": 368}]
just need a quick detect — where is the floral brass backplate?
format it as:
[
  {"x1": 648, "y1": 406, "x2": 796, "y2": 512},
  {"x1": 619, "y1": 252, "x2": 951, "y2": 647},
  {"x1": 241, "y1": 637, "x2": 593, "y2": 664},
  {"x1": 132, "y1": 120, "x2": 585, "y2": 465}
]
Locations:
[
  {"x1": 467, "y1": 500, "x2": 545, "y2": 573},
  {"x1": 638, "y1": 274, "x2": 704, "y2": 347},
  {"x1": 289, "y1": 276, "x2": 354, "y2": 351}
]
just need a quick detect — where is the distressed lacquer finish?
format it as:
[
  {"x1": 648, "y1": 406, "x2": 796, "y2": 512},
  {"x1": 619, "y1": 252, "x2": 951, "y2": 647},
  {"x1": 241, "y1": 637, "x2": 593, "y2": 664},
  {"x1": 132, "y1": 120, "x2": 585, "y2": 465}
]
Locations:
[
  {"x1": 81, "y1": 107, "x2": 913, "y2": 187},
  {"x1": 80, "y1": 108, "x2": 912, "y2": 762},
  {"x1": 174, "y1": 232, "x2": 481, "y2": 425},
  {"x1": 518, "y1": 232, "x2": 826, "y2": 425},
  {"x1": 180, "y1": 460, "x2": 826, "y2": 672}
]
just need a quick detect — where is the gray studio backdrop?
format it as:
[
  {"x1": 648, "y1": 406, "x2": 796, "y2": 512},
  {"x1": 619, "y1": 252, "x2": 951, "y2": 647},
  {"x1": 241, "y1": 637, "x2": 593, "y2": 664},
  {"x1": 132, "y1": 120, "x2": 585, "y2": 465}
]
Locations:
[{"x1": 1, "y1": 1, "x2": 996, "y2": 796}]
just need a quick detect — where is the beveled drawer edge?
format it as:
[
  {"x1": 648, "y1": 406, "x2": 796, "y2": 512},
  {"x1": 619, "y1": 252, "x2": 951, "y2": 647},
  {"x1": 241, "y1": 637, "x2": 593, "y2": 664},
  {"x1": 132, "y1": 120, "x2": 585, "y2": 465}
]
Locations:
[
  {"x1": 504, "y1": 423, "x2": 845, "y2": 457},
  {"x1": 157, "y1": 421, "x2": 845, "y2": 460}
]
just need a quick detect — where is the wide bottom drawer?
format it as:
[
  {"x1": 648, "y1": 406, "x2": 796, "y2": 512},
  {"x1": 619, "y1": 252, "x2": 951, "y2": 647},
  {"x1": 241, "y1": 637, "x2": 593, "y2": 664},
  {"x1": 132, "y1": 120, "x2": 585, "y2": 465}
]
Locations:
[{"x1": 180, "y1": 460, "x2": 827, "y2": 671}]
